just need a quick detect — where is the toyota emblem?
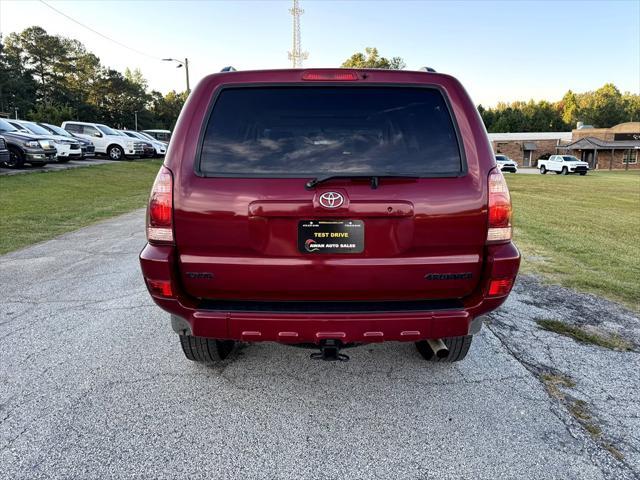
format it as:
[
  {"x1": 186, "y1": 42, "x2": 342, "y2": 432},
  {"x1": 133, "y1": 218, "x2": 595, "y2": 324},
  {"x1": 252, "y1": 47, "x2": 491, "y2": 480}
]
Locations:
[{"x1": 319, "y1": 191, "x2": 344, "y2": 209}]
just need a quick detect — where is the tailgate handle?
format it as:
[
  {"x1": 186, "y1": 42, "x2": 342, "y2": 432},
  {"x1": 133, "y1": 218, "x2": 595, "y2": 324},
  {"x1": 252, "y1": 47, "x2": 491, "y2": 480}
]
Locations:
[{"x1": 249, "y1": 201, "x2": 414, "y2": 217}]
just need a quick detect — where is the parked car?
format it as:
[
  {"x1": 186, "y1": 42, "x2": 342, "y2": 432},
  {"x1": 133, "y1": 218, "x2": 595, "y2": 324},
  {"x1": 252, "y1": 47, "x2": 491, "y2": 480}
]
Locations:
[
  {"x1": 120, "y1": 130, "x2": 166, "y2": 157},
  {"x1": 117, "y1": 130, "x2": 155, "y2": 158},
  {"x1": 38, "y1": 123, "x2": 96, "y2": 158},
  {"x1": 8, "y1": 120, "x2": 82, "y2": 163},
  {"x1": 142, "y1": 129, "x2": 171, "y2": 144},
  {"x1": 0, "y1": 118, "x2": 57, "y2": 168},
  {"x1": 0, "y1": 136, "x2": 9, "y2": 166},
  {"x1": 61, "y1": 121, "x2": 145, "y2": 160},
  {"x1": 495, "y1": 154, "x2": 518, "y2": 173},
  {"x1": 139, "y1": 68, "x2": 521, "y2": 364},
  {"x1": 538, "y1": 155, "x2": 589, "y2": 175}
]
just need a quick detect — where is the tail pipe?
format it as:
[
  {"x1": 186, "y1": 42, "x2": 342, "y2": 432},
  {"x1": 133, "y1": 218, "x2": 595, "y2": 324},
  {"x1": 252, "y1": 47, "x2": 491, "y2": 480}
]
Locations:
[{"x1": 426, "y1": 339, "x2": 450, "y2": 359}]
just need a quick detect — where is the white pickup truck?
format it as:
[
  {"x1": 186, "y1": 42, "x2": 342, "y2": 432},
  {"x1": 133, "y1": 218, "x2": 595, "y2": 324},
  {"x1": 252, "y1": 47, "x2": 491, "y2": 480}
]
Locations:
[{"x1": 538, "y1": 155, "x2": 589, "y2": 175}]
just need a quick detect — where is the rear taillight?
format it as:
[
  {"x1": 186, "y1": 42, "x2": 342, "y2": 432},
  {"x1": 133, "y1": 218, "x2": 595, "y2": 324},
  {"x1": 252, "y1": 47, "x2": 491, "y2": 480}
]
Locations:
[
  {"x1": 487, "y1": 168, "x2": 512, "y2": 243},
  {"x1": 147, "y1": 166, "x2": 174, "y2": 243},
  {"x1": 488, "y1": 278, "x2": 514, "y2": 297},
  {"x1": 302, "y1": 70, "x2": 359, "y2": 81},
  {"x1": 146, "y1": 279, "x2": 173, "y2": 298}
]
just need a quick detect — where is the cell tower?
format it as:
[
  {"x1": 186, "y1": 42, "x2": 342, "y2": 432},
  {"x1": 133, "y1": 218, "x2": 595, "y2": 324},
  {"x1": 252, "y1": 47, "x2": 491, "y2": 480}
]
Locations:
[{"x1": 288, "y1": 0, "x2": 308, "y2": 68}]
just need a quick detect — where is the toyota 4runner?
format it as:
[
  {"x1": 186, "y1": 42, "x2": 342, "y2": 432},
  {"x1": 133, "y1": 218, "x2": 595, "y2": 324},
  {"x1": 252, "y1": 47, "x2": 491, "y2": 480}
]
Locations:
[{"x1": 140, "y1": 68, "x2": 521, "y2": 363}]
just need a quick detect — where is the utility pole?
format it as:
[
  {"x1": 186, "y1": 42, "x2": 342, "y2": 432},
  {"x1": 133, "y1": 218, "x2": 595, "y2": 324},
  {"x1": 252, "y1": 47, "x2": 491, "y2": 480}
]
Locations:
[
  {"x1": 134, "y1": 111, "x2": 138, "y2": 131},
  {"x1": 183, "y1": 58, "x2": 190, "y2": 94},
  {"x1": 288, "y1": 0, "x2": 308, "y2": 68},
  {"x1": 162, "y1": 57, "x2": 191, "y2": 94}
]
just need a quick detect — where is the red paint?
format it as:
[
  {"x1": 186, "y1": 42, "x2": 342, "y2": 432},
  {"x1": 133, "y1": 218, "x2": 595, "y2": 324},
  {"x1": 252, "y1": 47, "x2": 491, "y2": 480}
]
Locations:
[{"x1": 139, "y1": 68, "x2": 520, "y2": 344}]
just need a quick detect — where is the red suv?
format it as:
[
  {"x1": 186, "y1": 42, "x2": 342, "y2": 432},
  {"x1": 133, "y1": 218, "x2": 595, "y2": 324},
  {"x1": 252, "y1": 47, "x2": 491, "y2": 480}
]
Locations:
[{"x1": 140, "y1": 68, "x2": 520, "y2": 363}]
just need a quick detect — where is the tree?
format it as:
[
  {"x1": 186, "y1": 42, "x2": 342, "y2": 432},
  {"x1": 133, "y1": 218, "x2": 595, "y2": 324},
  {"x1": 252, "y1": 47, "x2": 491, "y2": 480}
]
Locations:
[
  {"x1": 577, "y1": 83, "x2": 626, "y2": 127},
  {"x1": 622, "y1": 92, "x2": 640, "y2": 122},
  {"x1": 149, "y1": 90, "x2": 187, "y2": 129},
  {"x1": 0, "y1": 34, "x2": 38, "y2": 116},
  {"x1": 560, "y1": 90, "x2": 579, "y2": 126},
  {"x1": 7, "y1": 27, "x2": 72, "y2": 104},
  {"x1": 341, "y1": 47, "x2": 406, "y2": 69},
  {"x1": 88, "y1": 68, "x2": 149, "y2": 128},
  {"x1": 29, "y1": 103, "x2": 76, "y2": 125},
  {"x1": 124, "y1": 67, "x2": 148, "y2": 91}
]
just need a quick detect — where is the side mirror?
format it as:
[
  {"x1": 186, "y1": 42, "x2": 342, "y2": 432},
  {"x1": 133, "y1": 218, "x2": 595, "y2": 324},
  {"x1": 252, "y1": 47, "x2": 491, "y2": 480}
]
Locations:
[{"x1": 93, "y1": 131, "x2": 103, "y2": 138}]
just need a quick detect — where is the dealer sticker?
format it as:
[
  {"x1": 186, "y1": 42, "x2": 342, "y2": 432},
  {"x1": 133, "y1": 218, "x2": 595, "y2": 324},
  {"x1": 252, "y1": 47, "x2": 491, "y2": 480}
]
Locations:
[{"x1": 298, "y1": 220, "x2": 364, "y2": 254}]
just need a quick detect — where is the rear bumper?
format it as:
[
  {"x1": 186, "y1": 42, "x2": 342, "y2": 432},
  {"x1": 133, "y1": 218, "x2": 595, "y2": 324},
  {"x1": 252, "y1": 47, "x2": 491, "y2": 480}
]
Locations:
[{"x1": 139, "y1": 242, "x2": 520, "y2": 343}]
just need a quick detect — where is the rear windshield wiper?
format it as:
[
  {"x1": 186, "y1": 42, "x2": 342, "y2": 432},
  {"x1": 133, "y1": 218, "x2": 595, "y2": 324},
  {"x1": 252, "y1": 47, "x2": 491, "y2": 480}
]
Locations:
[{"x1": 305, "y1": 174, "x2": 419, "y2": 190}]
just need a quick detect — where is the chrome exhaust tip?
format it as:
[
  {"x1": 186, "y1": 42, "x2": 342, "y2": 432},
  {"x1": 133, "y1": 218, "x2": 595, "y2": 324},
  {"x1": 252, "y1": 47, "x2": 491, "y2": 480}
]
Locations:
[{"x1": 426, "y1": 339, "x2": 449, "y2": 359}]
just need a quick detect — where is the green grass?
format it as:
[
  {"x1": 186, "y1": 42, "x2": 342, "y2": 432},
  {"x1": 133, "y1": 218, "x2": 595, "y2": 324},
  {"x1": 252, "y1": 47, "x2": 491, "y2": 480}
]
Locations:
[
  {"x1": 0, "y1": 160, "x2": 162, "y2": 254},
  {"x1": 506, "y1": 171, "x2": 640, "y2": 310},
  {"x1": 536, "y1": 319, "x2": 634, "y2": 351}
]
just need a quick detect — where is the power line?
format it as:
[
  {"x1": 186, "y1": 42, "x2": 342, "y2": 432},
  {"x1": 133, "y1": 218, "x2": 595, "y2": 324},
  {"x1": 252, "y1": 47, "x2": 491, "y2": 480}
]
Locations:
[{"x1": 38, "y1": 0, "x2": 162, "y2": 61}]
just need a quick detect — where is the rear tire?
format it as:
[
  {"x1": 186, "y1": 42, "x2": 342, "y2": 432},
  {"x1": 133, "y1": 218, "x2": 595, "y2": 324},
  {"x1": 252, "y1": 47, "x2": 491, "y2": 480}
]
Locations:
[
  {"x1": 416, "y1": 335, "x2": 473, "y2": 363},
  {"x1": 179, "y1": 335, "x2": 236, "y2": 363},
  {"x1": 539, "y1": 166, "x2": 546, "y2": 174}
]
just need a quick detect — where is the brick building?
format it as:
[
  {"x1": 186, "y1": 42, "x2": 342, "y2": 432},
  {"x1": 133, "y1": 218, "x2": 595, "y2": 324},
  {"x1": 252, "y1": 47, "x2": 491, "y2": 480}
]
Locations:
[
  {"x1": 559, "y1": 122, "x2": 640, "y2": 170},
  {"x1": 488, "y1": 122, "x2": 640, "y2": 169},
  {"x1": 488, "y1": 132, "x2": 571, "y2": 167}
]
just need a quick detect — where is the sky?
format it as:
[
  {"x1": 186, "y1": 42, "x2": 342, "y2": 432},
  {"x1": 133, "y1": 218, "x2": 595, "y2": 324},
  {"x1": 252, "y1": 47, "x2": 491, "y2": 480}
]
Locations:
[{"x1": 1, "y1": 0, "x2": 638, "y2": 106}]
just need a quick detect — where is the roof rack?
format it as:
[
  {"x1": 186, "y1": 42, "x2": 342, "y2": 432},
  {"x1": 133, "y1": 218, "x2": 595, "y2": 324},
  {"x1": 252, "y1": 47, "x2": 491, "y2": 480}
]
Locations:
[
  {"x1": 419, "y1": 66, "x2": 437, "y2": 73},
  {"x1": 220, "y1": 66, "x2": 237, "y2": 72}
]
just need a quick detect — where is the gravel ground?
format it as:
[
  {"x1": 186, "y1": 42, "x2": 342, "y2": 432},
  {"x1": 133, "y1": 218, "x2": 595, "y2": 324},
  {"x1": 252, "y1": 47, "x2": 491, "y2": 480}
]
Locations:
[{"x1": 0, "y1": 210, "x2": 638, "y2": 479}]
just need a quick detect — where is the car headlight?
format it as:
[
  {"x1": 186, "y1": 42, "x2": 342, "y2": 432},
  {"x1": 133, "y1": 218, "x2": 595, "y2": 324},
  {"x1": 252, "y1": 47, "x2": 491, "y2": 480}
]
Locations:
[{"x1": 24, "y1": 140, "x2": 40, "y2": 148}]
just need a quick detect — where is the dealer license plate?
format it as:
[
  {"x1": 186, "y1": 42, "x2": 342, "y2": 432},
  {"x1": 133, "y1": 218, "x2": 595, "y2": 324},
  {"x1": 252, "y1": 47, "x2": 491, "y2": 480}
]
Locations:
[{"x1": 298, "y1": 220, "x2": 364, "y2": 254}]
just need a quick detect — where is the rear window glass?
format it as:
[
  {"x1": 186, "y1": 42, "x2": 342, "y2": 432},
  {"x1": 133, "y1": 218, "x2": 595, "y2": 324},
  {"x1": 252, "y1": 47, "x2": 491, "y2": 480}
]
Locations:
[{"x1": 199, "y1": 86, "x2": 463, "y2": 176}]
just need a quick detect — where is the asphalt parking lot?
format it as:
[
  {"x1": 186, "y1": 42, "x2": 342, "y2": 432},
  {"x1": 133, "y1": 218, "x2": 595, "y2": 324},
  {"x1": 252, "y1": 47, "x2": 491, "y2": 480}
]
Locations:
[{"x1": 1, "y1": 210, "x2": 638, "y2": 479}]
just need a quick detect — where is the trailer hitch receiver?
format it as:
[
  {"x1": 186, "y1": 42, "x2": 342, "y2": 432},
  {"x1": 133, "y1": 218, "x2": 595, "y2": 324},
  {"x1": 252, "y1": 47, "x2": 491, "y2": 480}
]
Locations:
[{"x1": 310, "y1": 339, "x2": 350, "y2": 362}]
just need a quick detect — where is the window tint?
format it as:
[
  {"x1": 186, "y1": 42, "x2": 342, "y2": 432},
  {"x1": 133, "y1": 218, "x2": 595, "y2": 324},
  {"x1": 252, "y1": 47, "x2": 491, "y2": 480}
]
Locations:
[
  {"x1": 22, "y1": 122, "x2": 51, "y2": 135},
  {"x1": 199, "y1": 87, "x2": 463, "y2": 176},
  {"x1": 43, "y1": 124, "x2": 72, "y2": 137},
  {"x1": 65, "y1": 124, "x2": 82, "y2": 134},
  {"x1": 0, "y1": 119, "x2": 18, "y2": 133},
  {"x1": 97, "y1": 125, "x2": 118, "y2": 136},
  {"x1": 83, "y1": 125, "x2": 100, "y2": 136}
]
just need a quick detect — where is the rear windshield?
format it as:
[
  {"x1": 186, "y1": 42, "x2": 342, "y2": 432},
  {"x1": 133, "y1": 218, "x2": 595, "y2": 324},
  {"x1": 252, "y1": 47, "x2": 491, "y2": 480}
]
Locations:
[{"x1": 199, "y1": 86, "x2": 464, "y2": 176}]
